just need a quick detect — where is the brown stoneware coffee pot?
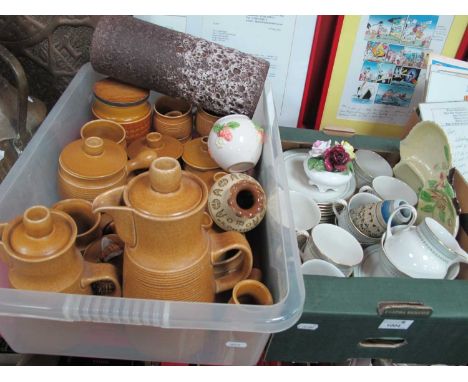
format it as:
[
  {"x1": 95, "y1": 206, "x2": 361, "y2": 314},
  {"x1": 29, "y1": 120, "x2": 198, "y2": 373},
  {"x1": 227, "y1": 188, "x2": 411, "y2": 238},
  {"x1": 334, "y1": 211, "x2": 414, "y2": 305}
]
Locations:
[
  {"x1": 92, "y1": 157, "x2": 253, "y2": 302},
  {"x1": 58, "y1": 137, "x2": 157, "y2": 202},
  {"x1": 0, "y1": 205, "x2": 121, "y2": 296}
]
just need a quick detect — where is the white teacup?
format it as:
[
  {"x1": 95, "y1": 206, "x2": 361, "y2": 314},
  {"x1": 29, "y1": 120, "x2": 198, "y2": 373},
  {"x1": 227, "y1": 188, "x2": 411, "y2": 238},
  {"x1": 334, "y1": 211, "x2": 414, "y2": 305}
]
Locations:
[
  {"x1": 333, "y1": 192, "x2": 382, "y2": 246},
  {"x1": 289, "y1": 191, "x2": 321, "y2": 254},
  {"x1": 303, "y1": 224, "x2": 363, "y2": 276},
  {"x1": 301, "y1": 259, "x2": 345, "y2": 277},
  {"x1": 354, "y1": 150, "x2": 393, "y2": 188},
  {"x1": 359, "y1": 176, "x2": 418, "y2": 206}
]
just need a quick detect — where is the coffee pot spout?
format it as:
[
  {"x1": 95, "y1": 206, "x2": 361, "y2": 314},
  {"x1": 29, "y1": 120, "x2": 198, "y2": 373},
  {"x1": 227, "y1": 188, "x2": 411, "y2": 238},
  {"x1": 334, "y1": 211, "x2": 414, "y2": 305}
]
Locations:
[{"x1": 92, "y1": 186, "x2": 136, "y2": 247}]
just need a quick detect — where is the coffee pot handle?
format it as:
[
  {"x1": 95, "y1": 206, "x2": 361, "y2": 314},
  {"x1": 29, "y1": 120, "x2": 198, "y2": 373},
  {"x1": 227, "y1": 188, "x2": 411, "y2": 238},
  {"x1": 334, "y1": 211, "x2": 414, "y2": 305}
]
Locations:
[
  {"x1": 385, "y1": 205, "x2": 417, "y2": 241},
  {"x1": 210, "y1": 231, "x2": 253, "y2": 293},
  {"x1": 332, "y1": 199, "x2": 348, "y2": 217},
  {"x1": 81, "y1": 261, "x2": 122, "y2": 297}
]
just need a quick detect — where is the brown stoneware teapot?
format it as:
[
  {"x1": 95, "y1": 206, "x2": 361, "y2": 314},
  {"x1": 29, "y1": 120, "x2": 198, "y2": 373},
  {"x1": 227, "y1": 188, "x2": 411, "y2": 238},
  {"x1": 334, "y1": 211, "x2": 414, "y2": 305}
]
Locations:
[
  {"x1": 0, "y1": 205, "x2": 121, "y2": 296},
  {"x1": 92, "y1": 157, "x2": 253, "y2": 302},
  {"x1": 58, "y1": 136, "x2": 157, "y2": 202}
]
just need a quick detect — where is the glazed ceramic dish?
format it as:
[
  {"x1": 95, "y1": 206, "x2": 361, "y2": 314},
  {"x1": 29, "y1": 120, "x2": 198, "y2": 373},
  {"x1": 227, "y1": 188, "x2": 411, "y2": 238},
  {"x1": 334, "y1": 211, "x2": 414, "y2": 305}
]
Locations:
[
  {"x1": 284, "y1": 149, "x2": 356, "y2": 203},
  {"x1": 394, "y1": 121, "x2": 458, "y2": 236}
]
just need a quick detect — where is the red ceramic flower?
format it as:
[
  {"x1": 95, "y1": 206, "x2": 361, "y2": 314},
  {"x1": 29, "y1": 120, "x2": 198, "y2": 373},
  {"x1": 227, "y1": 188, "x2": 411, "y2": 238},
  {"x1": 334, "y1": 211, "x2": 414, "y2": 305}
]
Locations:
[{"x1": 323, "y1": 145, "x2": 350, "y2": 172}]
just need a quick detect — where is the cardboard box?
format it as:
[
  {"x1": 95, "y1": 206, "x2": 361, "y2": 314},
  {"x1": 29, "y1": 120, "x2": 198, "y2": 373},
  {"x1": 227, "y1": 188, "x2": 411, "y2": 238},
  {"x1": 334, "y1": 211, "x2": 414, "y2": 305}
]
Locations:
[{"x1": 265, "y1": 127, "x2": 468, "y2": 365}]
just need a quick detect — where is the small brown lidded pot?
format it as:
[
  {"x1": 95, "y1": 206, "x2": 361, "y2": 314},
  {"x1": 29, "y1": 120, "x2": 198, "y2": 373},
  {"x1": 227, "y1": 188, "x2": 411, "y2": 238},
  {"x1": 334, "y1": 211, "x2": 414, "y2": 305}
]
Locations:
[
  {"x1": 153, "y1": 96, "x2": 193, "y2": 142},
  {"x1": 92, "y1": 78, "x2": 152, "y2": 142},
  {"x1": 182, "y1": 136, "x2": 222, "y2": 190},
  {"x1": 80, "y1": 119, "x2": 127, "y2": 150},
  {"x1": 0, "y1": 206, "x2": 121, "y2": 296},
  {"x1": 127, "y1": 132, "x2": 184, "y2": 161},
  {"x1": 195, "y1": 107, "x2": 225, "y2": 137},
  {"x1": 58, "y1": 137, "x2": 157, "y2": 202}
]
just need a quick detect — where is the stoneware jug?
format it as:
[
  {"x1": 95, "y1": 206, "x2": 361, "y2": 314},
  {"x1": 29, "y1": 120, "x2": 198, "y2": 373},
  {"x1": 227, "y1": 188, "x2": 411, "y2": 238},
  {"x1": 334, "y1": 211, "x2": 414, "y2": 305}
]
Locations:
[
  {"x1": 92, "y1": 157, "x2": 253, "y2": 302},
  {"x1": 58, "y1": 137, "x2": 157, "y2": 202},
  {"x1": 383, "y1": 205, "x2": 468, "y2": 279},
  {"x1": 0, "y1": 205, "x2": 121, "y2": 295}
]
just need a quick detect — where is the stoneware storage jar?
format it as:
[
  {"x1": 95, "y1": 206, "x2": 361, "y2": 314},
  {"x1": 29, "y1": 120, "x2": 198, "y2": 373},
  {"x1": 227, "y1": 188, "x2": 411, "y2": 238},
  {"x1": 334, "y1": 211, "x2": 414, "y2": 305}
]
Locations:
[
  {"x1": 92, "y1": 78, "x2": 152, "y2": 142},
  {"x1": 0, "y1": 205, "x2": 121, "y2": 296},
  {"x1": 58, "y1": 137, "x2": 157, "y2": 202},
  {"x1": 153, "y1": 96, "x2": 193, "y2": 143},
  {"x1": 207, "y1": 114, "x2": 264, "y2": 172},
  {"x1": 93, "y1": 157, "x2": 253, "y2": 302}
]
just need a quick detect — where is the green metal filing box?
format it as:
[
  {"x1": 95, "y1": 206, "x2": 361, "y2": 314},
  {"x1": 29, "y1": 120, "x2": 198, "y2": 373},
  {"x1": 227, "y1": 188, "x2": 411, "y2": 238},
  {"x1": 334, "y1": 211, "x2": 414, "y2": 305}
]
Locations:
[{"x1": 265, "y1": 127, "x2": 468, "y2": 365}]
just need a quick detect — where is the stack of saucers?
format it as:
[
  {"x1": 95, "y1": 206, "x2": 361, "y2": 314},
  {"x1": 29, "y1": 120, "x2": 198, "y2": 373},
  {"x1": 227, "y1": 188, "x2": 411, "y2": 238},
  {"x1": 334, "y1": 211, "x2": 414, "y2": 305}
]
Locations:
[{"x1": 318, "y1": 203, "x2": 336, "y2": 224}]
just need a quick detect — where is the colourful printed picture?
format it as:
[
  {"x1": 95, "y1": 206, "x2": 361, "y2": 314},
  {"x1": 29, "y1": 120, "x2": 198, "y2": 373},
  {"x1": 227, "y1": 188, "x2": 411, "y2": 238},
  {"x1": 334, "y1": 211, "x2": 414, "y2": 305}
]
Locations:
[
  {"x1": 359, "y1": 60, "x2": 395, "y2": 84},
  {"x1": 401, "y1": 15, "x2": 439, "y2": 48},
  {"x1": 364, "y1": 41, "x2": 390, "y2": 62},
  {"x1": 391, "y1": 66, "x2": 421, "y2": 86},
  {"x1": 351, "y1": 81, "x2": 379, "y2": 104},
  {"x1": 365, "y1": 16, "x2": 407, "y2": 44},
  {"x1": 386, "y1": 44, "x2": 427, "y2": 68},
  {"x1": 374, "y1": 84, "x2": 414, "y2": 107}
]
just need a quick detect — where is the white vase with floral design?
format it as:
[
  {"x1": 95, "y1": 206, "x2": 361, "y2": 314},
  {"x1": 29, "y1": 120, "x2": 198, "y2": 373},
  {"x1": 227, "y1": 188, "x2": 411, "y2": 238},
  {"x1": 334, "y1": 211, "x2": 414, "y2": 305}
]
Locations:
[{"x1": 207, "y1": 114, "x2": 264, "y2": 173}]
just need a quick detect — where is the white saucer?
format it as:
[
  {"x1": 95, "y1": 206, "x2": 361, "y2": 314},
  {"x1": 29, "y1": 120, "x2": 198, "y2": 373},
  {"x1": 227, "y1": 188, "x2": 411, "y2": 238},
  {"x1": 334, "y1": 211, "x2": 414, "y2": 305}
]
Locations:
[{"x1": 284, "y1": 149, "x2": 356, "y2": 203}]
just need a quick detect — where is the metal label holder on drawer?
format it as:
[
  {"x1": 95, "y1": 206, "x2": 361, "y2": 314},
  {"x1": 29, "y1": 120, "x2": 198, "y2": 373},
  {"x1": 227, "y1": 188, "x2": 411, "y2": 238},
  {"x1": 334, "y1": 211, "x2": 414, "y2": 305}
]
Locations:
[{"x1": 265, "y1": 126, "x2": 468, "y2": 366}]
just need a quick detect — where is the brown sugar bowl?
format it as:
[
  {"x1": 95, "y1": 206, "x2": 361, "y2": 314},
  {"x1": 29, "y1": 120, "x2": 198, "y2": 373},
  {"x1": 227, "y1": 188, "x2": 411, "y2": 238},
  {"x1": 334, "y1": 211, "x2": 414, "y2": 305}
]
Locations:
[
  {"x1": 58, "y1": 136, "x2": 157, "y2": 202},
  {"x1": 92, "y1": 78, "x2": 152, "y2": 142},
  {"x1": 0, "y1": 205, "x2": 121, "y2": 296},
  {"x1": 127, "y1": 132, "x2": 183, "y2": 161},
  {"x1": 195, "y1": 107, "x2": 225, "y2": 137},
  {"x1": 182, "y1": 136, "x2": 222, "y2": 190}
]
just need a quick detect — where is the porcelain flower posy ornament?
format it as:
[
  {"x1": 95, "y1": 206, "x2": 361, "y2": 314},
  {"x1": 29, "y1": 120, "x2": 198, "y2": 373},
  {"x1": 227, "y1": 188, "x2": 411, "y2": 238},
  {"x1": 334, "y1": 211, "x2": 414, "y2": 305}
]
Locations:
[{"x1": 303, "y1": 140, "x2": 355, "y2": 192}]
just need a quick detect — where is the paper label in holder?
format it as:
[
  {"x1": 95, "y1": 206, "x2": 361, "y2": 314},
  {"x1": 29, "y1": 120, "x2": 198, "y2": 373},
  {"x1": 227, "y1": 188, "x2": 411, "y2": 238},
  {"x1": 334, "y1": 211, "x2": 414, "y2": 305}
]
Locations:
[{"x1": 379, "y1": 319, "x2": 414, "y2": 330}]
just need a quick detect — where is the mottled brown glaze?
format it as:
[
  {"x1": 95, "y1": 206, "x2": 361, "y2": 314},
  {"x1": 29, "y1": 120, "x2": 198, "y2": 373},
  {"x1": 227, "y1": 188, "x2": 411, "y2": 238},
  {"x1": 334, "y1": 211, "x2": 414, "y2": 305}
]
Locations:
[
  {"x1": 90, "y1": 16, "x2": 269, "y2": 118},
  {"x1": 58, "y1": 137, "x2": 157, "y2": 202},
  {"x1": 0, "y1": 206, "x2": 121, "y2": 296},
  {"x1": 92, "y1": 157, "x2": 253, "y2": 302}
]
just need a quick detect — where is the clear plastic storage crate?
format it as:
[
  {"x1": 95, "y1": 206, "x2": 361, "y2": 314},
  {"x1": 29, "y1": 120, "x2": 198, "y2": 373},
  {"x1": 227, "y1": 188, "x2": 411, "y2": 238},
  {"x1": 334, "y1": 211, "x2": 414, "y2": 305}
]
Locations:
[{"x1": 0, "y1": 64, "x2": 304, "y2": 365}]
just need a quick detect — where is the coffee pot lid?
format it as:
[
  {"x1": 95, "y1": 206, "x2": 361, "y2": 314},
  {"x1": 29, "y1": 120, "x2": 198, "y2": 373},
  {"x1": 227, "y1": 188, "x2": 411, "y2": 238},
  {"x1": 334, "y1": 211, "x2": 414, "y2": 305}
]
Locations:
[
  {"x1": 7, "y1": 206, "x2": 75, "y2": 258},
  {"x1": 127, "y1": 132, "x2": 183, "y2": 160},
  {"x1": 93, "y1": 78, "x2": 149, "y2": 106},
  {"x1": 59, "y1": 137, "x2": 127, "y2": 178},
  {"x1": 182, "y1": 137, "x2": 219, "y2": 170},
  {"x1": 125, "y1": 157, "x2": 207, "y2": 217}
]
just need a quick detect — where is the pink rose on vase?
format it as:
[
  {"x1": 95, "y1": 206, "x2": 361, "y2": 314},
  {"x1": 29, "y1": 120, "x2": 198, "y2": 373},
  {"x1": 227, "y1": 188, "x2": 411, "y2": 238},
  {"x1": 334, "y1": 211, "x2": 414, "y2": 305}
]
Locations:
[{"x1": 323, "y1": 145, "x2": 350, "y2": 172}]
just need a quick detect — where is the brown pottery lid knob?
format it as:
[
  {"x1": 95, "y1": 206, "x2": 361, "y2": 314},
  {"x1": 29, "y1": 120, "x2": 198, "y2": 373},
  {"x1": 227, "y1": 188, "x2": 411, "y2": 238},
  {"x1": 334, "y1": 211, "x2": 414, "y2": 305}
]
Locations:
[
  {"x1": 83, "y1": 137, "x2": 105, "y2": 156},
  {"x1": 23, "y1": 206, "x2": 54, "y2": 238},
  {"x1": 200, "y1": 136, "x2": 209, "y2": 152},
  {"x1": 146, "y1": 132, "x2": 164, "y2": 149},
  {"x1": 149, "y1": 157, "x2": 182, "y2": 194}
]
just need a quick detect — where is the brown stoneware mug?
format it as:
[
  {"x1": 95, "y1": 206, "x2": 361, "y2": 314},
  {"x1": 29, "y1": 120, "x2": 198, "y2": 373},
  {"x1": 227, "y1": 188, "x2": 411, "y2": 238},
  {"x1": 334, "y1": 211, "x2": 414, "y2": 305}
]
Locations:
[
  {"x1": 0, "y1": 205, "x2": 121, "y2": 296},
  {"x1": 229, "y1": 279, "x2": 273, "y2": 305}
]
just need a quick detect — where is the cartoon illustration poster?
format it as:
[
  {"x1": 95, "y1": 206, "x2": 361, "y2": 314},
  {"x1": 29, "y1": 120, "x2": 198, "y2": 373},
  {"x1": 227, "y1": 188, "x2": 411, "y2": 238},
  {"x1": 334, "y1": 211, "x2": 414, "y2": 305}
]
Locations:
[{"x1": 337, "y1": 15, "x2": 454, "y2": 126}]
